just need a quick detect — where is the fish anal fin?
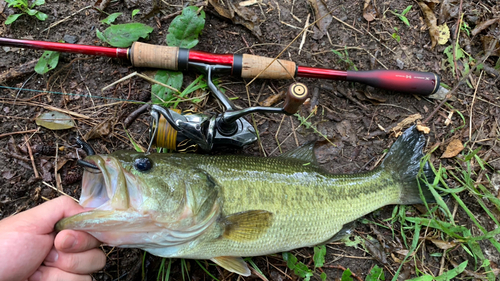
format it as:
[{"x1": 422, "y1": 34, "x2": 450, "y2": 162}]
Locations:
[
  {"x1": 223, "y1": 210, "x2": 273, "y2": 242},
  {"x1": 211, "y1": 256, "x2": 251, "y2": 276}
]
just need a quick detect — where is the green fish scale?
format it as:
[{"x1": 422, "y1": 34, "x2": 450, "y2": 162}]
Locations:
[{"x1": 174, "y1": 154, "x2": 401, "y2": 259}]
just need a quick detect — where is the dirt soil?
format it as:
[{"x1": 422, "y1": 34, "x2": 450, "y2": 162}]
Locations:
[{"x1": 0, "y1": 0, "x2": 499, "y2": 280}]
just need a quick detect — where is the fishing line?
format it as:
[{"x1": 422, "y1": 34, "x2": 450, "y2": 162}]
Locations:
[{"x1": 0, "y1": 85, "x2": 147, "y2": 104}]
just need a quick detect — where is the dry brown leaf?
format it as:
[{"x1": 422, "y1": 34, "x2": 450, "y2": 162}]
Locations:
[
  {"x1": 259, "y1": 93, "x2": 284, "y2": 107},
  {"x1": 84, "y1": 119, "x2": 113, "y2": 140},
  {"x1": 418, "y1": 2, "x2": 439, "y2": 49},
  {"x1": 441, "y1": 139, "x2": 464, "y2": 158},
  {"x1": 208, "y1": 0, "x2": 263, "y2": 38},
  {"x1": 481, "y1": 35, "x2": 500, "y2": 56},
  {"x1": 471, "y1": 18, "x2": 499, "y2": 36},
  {"x1": 307, "y1": 0, "x2": 332, "y2": 40},
  {"x1": 429, "y1": 238, "x2": 457, "y2": 250},
  {"x1": 363, "y1": 0, "x2": 379, "y2": 22},
  {"x1": 439, "y1": 0, "x2": 460, "y2": 23}
]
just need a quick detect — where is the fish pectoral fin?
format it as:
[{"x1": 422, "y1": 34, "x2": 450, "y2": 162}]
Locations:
[
  {"x1": 211, "y1": 256, "x2": 251, "y2": 277},
  {"x1": 223, "y1": 210, "x2": 273, "y2": 241},
  {"x1": 321, "y1": 221, "x2": 356, "y2": 245}
]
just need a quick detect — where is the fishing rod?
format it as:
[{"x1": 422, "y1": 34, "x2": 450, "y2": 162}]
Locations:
[
  {"x1": 0, "y1": 37, "x2": 440, "y2": 152},
  {"x1": 0, "y1": 37, "x2": 440, "y2": 96}
]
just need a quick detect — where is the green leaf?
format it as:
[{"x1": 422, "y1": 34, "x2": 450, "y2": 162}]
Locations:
[
  {"x1": 341, "y1": 268, "x2": 353, "y2": 281},
  {"x1": 96, "y1": 29, "x2": 106, "y2": 43},
  {"x1": 132, "y1": 9, "x2": 140, "y2": 19},
  {"x1": 392, "y1": 33, "x2": 401, "y2": 42},
  {"x1": 35, "y1": 11, "x2": 47, "y2": 21},
  {"x1": 320, "y1": 272, "x2": 327, "y2": 281},
  {"x1": 35, "y1": 50, "x2": 60, "y2": 74},
  {"x1": 401, "y1": 5, "x2": 412, "y2": 16},
  {"x1": 366, "y1": 265, "x2": 385, "y2": 281},
  {"x1": 406, "y1": 276, "x2": 433, "y2": 281},
  {"x1": 26, "y1": 8, "x2": 37, "y2": 15},
  {"x1": 434, "y1": 261, "x2": 467, "y2": 281},
  {"x1": 166, "y1": 6, "x2": 205, "y2": 48},
  {"x1": 400, "y1": 16, "x2": 410, "y2": 27},
  {"x1": 32, "y1": 0, "x2": 45, "y2": 6},
  {"x1": 96, "y1": 23, "x2": 153, "y2": 47},
  {"x1": 36, "y1": 111, "x2": 75, "y2": 130},
  {"x1": 100, "y1": 12, "x2": 122, "y2": 24},
  {"x1": 151, "y1": 70, "x2": 183, "y2": 104},
  {"x1": 313, "y1": 245, "x2": 326, "y2": 268},
  {"x1": 5, "y1": 14, "x2": 23, "y2": 25}
]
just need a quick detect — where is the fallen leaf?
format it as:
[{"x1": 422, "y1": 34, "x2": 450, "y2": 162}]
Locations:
[
  {"x1": 471, "y1": 18, "x2": 499, "y2": 36},
  {"x1": 84, "y1": 119, "x2": 113, "y2": 140},
  {"x1": 437, "y1": 24, "x2": 450, "y2": 45},
  {"x1": 39, "y1": 158, "x2": 53, "y2": 182},
  {"x1": 259, "y1": 92, "x2": 284, "y2": 107},
  {"x1": 439, "y1": 0, "x2": 460, "y2": 23},
  {"x1": 418, "y1": 2, "x2": 439, "y2": 49},
  {"x1": 2, "y1": 170, "x2": 16, "y2": 180},
  {"x1": 441, "y1": 139, "x2": 464, "y2": 158},
  {"x1": 481, "y1": 35, "x2": 500, "y2": 56},
  {"x1": 307, "y1": 0, "x2": 333, "y2": 40},
  {"x1": 36, "y1": 111, "x2": 75, "y2": 130},
  {"x1": 56, "y1": 157, "x2": 71, "y2": 171},
  {"x1": 429, "y1": 238, "x2": 457, "y2": 250},
  {"x1": 363, "y1": 0, "x2": 379, "y2": 22},
  {"x1": 208, "y1": 0, "x2": 262, "y2": 38}
]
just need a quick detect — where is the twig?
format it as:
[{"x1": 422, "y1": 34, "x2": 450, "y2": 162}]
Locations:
[
  {"x1": 24, "y1": 135, "x2": 39, "y2": 178},
  {"x1": 469, "y1": 70, "x2": 483, "y2": 142},
  {"x1": 0, "y1": 129, "x2": 38, "y2": 139},
  {"x1": 123, "y1": 104, "x2": 150, "y2": 129},
  {"x1": 298, "y1": 14, "x2": 310, "y2": 55},
  {"x1": 452, "y1": 1, "x2": 464, "y2": 81},
  {"x1": 1, "y1": 150, "x2": 31, "y2": 162},
  {"x1": 42, "y1": 181, "x2": 78, "y2": 202},
  {"x1": 42, "y1": 5, "x2": 92, "y2": 32}
]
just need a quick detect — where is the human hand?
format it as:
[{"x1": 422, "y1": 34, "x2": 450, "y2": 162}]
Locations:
[{"x1": 0, "y1": 196, "x2": 106, "y2": 281}]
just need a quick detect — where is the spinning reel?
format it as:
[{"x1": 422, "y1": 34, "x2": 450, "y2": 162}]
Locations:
[{"x1": 149, "y1": 62, "x2": 308, "y2": 152}]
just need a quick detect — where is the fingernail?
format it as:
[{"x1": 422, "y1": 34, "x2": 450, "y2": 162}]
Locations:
[
  {"x1": 29, "y1": 270, "x2": 42, "y2": 281},
  {"x1": 61, "y1": 233, "x2": 77, "y2": 250},
  {"x1": 45, "y1": 249, "x2": 58, "y2": 263}
]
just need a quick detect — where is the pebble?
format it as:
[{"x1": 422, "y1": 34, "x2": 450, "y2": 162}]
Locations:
[
  {"x1": 396, "y1": 59, "x2": 404, "y2": 69},
  {"x1": 63, "y1": 34, "x2": 79, "y2": 44}
]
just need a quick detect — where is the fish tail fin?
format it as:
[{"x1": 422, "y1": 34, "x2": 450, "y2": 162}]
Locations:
[{"x1": 380, "y1": 125, "x2": 436, "y2": 205}]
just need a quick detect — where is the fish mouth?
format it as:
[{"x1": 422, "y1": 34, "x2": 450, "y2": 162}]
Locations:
[{"x1": 79, "y1": 155, "x2": 134, "y2": 210}]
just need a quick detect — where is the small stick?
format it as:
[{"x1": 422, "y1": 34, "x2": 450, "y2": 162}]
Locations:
[
  {"x1": 0, "y1": 129, "x2": 38, "y2": 139},
  {"x1": 298, "y1": 14, "x2": 310, "y2": 55},
  {"x1": 24, "y1": 135, "x2": 39, "y2": 178},
  {"x1": 469, "y1": 71, "x2": 483, "y2": 142},
  {"x1": 42, "y1": 5, "x2": 92, "y2": 32},
  {"x1": 123, "y1": 103, "x2": 150, "y2": 128},
  {"x1": 42, "y1": 181, "x2": 78, "y2": 202}
]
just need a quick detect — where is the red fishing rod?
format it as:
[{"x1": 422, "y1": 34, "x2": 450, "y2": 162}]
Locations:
[{"x1": 0, "y1": 37, "x2": 440, "y2": 95}]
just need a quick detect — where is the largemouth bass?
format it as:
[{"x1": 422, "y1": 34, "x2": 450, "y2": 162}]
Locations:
[{"x1": 56, "y1": 125, "x2": 436, "y2": 276}]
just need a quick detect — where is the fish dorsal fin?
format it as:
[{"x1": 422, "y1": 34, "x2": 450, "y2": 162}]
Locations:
[
  {"x1": 222, "y1": 210, "x2": 273, "y2": 242},
  {"x1": 278, "y1": 141, "x2": 318, "y2": 166},
  {"x1": 211, "y1": 256, "x2": 251, "y2": 276}
]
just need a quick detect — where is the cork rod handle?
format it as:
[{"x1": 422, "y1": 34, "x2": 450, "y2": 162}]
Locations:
[{"x1": 130, "y1": 42, "x2": 180, "y2": 70}]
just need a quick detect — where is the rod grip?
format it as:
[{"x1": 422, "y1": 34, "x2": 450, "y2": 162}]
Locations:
[
  {"x1": 346, "y1": 70, "x2": 440, "y2": 95},
  {"x1": 240, "y1": 54, "x2": 296, "y2": 79},
  {"x1": 283, "y1": 82, "x2": 308, "y2": 114},
  {"x1": 130, "y1": 42, "x2": 180, "y2": 70}
]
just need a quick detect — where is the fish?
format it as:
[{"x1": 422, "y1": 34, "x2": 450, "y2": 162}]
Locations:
[{"x1": 56, "y1": 125, "x2": 436, "y2": 276}]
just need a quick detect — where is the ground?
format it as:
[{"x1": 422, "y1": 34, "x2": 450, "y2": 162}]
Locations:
[{"x1": 0, "y1": 0, "x2": 499, "y2": 280}]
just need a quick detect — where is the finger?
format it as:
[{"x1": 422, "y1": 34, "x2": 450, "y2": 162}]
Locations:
[
  {"x1": 55, "y1": 230, "x2": 102, "y2": 253},
  {"x1": 43, "y1": 248, "x2": 106, "y2": 274},
  {"x1": 15, "y1": 196, "x2": 86, "y2": 234},
  {"x1": 28, "y1": 265, "x2": 92, "y2": 281}
]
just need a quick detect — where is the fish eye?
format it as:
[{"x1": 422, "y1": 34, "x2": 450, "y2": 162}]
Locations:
[{"x1": 134, "y1": 157, "x2": 152, "y2": 172}]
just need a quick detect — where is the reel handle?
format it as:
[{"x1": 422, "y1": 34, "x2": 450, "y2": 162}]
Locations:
[{"x1": 283, "y1": 82, "x2": 308, "y2": 114}]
